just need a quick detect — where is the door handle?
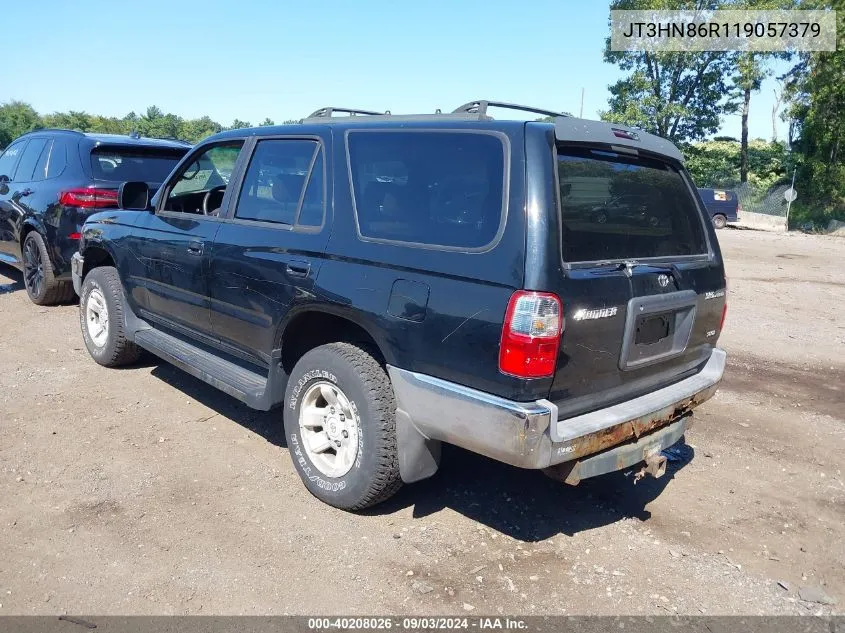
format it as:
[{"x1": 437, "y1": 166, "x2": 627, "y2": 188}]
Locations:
[
  {"x1": 286, "y1": 262, "x2": 310, "y2": 277},
  {"x1": 187, "y1": 240, "x2": 204, "y2": 256}
]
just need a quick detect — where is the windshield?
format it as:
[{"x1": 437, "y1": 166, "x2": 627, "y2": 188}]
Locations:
[
  {"x1": 90, "y1": 147, "x2": 185, "y2": 184},
  {"x1": 558, "y1": 147, "x2": 708, "y2": 262}
]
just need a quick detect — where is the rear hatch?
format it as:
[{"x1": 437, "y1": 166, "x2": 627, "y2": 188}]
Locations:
[{"x1": 546, "y1": 121, "x2": 726, "y2": 422}]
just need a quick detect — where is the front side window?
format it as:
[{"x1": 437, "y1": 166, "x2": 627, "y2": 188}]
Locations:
[
  {"x1": 163, "y1": 143, "x2": 243, "y2": 215},
  {"x1": 348, "y1": 131, "x2": 506, "y2": 249},
  {"x1": 0, "y1": 140, "x2": 27, "y2": 181},
  {"x1": 235, "y1": 139, "x2": 323, "y2": 226}
]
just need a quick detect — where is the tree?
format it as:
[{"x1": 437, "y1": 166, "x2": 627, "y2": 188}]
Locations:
[
  {"x1": 42, "y1": 110, "x2": 93, "y2": 132},
  {"x1": 227, "y1": 119, "x2": 252, "y2": 130},
  {"x1": 728, "y1": 0, "x2": 795, "y2": 182},
  {"x1": 601, "y1": 0, "x2": 736, "y2": 143},
  {"x1": 259, "y1": 118, "x2": 275, "y2": 126},
  {"x1": 0, "y1": 101, "x2": 42, "y2": 147},
  {"x1": 178, "y1": 116, "x2": 222, "y2": 143},
  {"x1": 781, "y1": 0, "x2": 845, "y2": 215}
]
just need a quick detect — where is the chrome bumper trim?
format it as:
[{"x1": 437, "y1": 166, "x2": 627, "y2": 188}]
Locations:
[{"x1": 387, "y1": 348, "x2": 725, "y2": 471}]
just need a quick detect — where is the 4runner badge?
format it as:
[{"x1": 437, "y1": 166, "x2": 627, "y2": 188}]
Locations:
[{"x1": 572, "y1": 306, "x2": 618, "y2": 321}]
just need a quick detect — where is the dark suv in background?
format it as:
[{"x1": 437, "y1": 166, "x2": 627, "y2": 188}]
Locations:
[
  {"x1": 0, "y1": 130, "x2": 190, "y2": 304},
  {"x1": 73, "y1": 101, "x2": 727, "y2": 511}
]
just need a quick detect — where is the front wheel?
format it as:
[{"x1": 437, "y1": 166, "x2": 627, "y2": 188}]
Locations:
[
  {"x1": 283, "y1": 342, "x2": 402, "y2": 510},
  {"x1": 79, "y1": 266, "x2": 140, "y2": 367},
  {"x1": 712, "y1": 214, "x2": 728, "y2": 230}
]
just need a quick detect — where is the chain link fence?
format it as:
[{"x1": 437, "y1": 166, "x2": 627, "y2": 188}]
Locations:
[{"x1": 725, "y1": 182, "x2": 791, "y2": 217}]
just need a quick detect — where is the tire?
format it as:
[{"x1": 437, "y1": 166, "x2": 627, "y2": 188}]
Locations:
[
  {"x1": 283, "y1": 342, "x2": 402, "y2": 510},
  {"x1": 21, "y1": 231, "x2": 74, "y2": 305},
  {"x1": 712, "y1": 214, "x2": 727, "y2": 230},
  {"x1": 79, "y1": 266, "x2": 141, "y2": 367}
]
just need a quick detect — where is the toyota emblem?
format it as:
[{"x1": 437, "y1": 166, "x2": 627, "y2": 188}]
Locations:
[{"x1": 657, "y1": 274, "x2": 670, "y2": 288}]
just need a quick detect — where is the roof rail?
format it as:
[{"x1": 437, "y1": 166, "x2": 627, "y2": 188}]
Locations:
[
  {"x1": 306, "y1": 107, "x2": 390, "y2": 119},
  {"x1": 22, "y1": 128, "x2": 85, "y2": 136},
  {"x1": 452, "y1": 100, "x2": 569, "y2": 120}
]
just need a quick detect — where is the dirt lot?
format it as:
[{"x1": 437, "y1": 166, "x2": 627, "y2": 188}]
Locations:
[{"x1": 0, "y1": 229, "x2": 843, "y2": 616}]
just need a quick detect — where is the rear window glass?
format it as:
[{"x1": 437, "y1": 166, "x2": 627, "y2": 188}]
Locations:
[
  {"x1": 558, "y1": 148, "x2": 708, "y2": 262},
  {"x1": 348, "y1": 131, "x2": 506, "y2": 249},
  {"x1": 91, "y1": 148, "x2": 185, "y2": 184}
]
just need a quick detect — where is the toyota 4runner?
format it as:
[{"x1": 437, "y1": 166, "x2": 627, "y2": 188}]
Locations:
[{"x1": 72, "y1": 101, "x2": 727, "y2": 510}]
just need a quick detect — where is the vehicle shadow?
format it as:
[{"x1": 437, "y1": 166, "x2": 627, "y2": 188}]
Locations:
[
  {"x1": 368, "y1": 442, "x2": 693, "y2": 540},
  {"x1": 0, "y1": 265, "x2": 24, "y2": 294},
  {"x1": 0, "y1": 265, "x2": 78, "y2": 305},
  {"x1": 147, "y1": 360, "x2": 693, "y2": 541},
  {"x1": 149, "y1": 363, "x2": 286, "y2": 448}
]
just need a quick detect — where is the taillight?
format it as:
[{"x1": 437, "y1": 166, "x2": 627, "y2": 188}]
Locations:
[
  {"x1": 499, "y1": 291, "x2": 563, "y2": 379},
  {"x1": 59, "y1": 187, "x2": 119, "y2": 209},
  {"x1": 68, "y1": 232, "x2": 82, "y2": 240}
]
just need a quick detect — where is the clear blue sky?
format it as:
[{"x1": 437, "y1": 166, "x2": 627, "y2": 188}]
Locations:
[{"x1": 4, "y1": 0, "x2": 788, "y2": 141}]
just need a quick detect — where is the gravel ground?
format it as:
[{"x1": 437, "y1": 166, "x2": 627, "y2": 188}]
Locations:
[{"x1": 0, "y1": 228, "x2": 843, "y2": 615}]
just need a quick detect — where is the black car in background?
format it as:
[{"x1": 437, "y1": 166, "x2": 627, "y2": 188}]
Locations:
[
  {"x1": 0, "y1": 130, "x2": 190, "y2": 304},
  {"x1": 697, "y1": 187, "x2": 740, "y2": 229}
]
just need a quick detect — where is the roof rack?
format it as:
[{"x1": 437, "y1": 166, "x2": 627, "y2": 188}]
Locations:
[
  {"x1": 452, "y1": 100, "x2": 569, "y2": 119},
  {"x1": 306, "y1": 107, "x2": 390, "y2": 120}
]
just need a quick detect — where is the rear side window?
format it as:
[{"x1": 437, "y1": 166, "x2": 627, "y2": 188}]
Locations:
[
  {"x1": 236, "y1": 139, "x2": 324, "y2": 226},
  {"x1": 32, "y1": 139, "x2": 53, "y2": 181},
  {"x1": 15, "y1": 138, "x2": 49, "y2": 182},
  {"x1": 91, "y1": 147, "x2": 185, "y2": 184},
  {"x1": 46, "y1": 138, "x2": 68, "y2": 179},
  {"x1": 557, "y1": 148, "x2": 707, "y2": 262},
  {"x1": 348, "y1": 131, "x2": 506, "y2": 249}
]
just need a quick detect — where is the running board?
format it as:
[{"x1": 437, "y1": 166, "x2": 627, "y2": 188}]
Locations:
[{"x1": 134, "y1": 328, "x2": 283, "y2": 410}]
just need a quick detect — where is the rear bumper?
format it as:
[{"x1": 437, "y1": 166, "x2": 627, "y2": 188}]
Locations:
[
  {"x1": 71, "y1": 252, "x2": 84, "y2": 295},
  {"x1": 387, "y1": 348, "x2": 726, "y2": 473}
]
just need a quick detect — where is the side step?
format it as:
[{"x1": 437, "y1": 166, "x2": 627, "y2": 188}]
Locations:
[{"x1": 134, "y1": 328, "x2": 271, "y2": 409}]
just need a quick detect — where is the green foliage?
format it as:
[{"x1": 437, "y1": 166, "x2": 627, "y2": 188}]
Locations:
[
  {"x1": 781, "y1": 0, "x2": 845, "y2": 218},
  {"x1": 601, "y1": 0, "x2": 736, "y2": 143},
  {"x1": 0, "y1": 101, "x2": 285, "y2": 147},
  {"x1": 684, "y1": 139, "x2": 789, "y2": 190},
  {"x1": 0, "y1": 101, "x2": 43, "y2": 147}
]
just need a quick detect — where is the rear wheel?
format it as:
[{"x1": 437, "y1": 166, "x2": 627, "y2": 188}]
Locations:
[
  {"x1": 712, "y1": 214, "x2": 727, "y2": 230},
  {"x1": 22, "y1": 231, "x2": 74, "y2": 305},
  {"x1": 79, "y1": 266, "x2": 140, "y2": 367},
  {"x1": 283, "y1": 342, "x2": 402, "y2": 510}
]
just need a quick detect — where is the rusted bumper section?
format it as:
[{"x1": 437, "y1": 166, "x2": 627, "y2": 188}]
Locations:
[
  {"x1": 543, "y1": 414, "x2": 690, "y2": 485},
  {"x1": 387, "y1": 348, "x2": 725, "y2": 479}
]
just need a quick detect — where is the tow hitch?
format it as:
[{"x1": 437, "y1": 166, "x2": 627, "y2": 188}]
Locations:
[{"x1": 634, "y1": 453, "x2": 668, "y2": 483}]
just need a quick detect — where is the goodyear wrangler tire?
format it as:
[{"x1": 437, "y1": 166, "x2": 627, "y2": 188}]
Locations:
[
  {"x1": 283, "y1": 342, "x2": 402, "y2": 510},
  {"x1": 79, "y1": 266, "x2": 141, "y2": 367}
]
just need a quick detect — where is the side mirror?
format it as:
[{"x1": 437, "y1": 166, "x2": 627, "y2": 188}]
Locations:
[
  {"x1": 118, "y1": 181, "x2": 150, "y2": 211},
  {"x1": 0, "y1": 175, "x2": 8, "y2": 195},
  {"x1": 0, "y1": 175, "x2": 9, "y2": 183}
]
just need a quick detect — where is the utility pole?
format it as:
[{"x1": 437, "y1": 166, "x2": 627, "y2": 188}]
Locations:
[{"x1": 579, "y1": 88, "x2": 585, "y2": 118}]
